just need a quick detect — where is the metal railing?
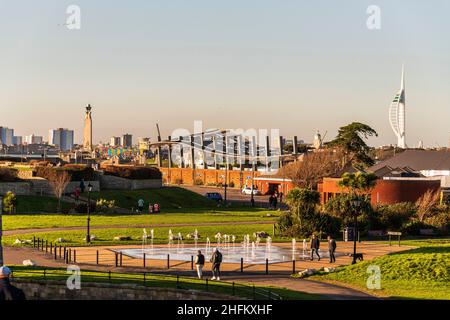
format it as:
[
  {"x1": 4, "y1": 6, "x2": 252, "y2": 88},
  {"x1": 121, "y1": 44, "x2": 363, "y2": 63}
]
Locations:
[{"x1": 10, "y1": 267, "x2": 282, "y2": 300}]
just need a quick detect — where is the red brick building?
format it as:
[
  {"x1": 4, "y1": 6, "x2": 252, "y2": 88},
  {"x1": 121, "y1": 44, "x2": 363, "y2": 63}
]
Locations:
[
  {"x1": 319, "y1": 177, "x2": 441, "y2": 205},
  {"x1": 254, "y1": 174, "x2": 295, "y2": 195}
]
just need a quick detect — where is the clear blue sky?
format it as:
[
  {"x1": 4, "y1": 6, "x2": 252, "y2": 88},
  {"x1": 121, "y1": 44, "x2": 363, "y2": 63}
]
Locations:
[{"x1": 1, "y1": 0, "x2": 449, "y2": 147}]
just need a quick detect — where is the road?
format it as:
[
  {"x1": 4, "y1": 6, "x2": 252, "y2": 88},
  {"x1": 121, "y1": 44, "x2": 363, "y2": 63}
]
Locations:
[{"x1": 182, "y1": 185, "x2": 287, "y2": 209}]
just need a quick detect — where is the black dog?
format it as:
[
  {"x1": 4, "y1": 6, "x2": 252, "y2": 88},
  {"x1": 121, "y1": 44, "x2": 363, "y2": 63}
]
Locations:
[{"x1": 349, "y1": 253, "x2": 364, "y2": 261}]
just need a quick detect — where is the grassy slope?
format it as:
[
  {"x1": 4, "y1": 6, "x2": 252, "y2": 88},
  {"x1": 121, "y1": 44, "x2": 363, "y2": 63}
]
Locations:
[
  {"x1": 90, "y1": 187, "x2": 216, "y2": 210},
  {"x1": 16, "y1": 195, "x2": 72, "y2": 213},
  {"x1": 14, "y1": 187, "x2": 215, "y2": 214},
  {"x1": 5, "y1": 224, "x2": 276, "y2": 246},
  {"x1": 10, "y1": 266, "x2": 320, "y2": 300},
  {"x1": 3, "y1": 208, "x2": 277, "y2": 231},
  {"x1": 310, "y1": 239, "x2": 450, "y2": 300}
]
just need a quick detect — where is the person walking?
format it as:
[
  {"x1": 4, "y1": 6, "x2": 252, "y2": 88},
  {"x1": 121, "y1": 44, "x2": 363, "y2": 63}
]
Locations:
[
  {"x1": 310, "y1": 234, "x2": 321, "y2": 261},
  {"x1": 328, "y1": 235, "x2": 337, "y2": 263},
  {"x1": 272, "y1": 194, "x2": 278, "y2": 209},
  {"x1": 73, "y1": 187, "x2": 81, "y2": 204},
  {"x1": 0, "y1": 266, "x2": 26, "y2": 300},
  {"x1": 210, "y1": 248, "x2": 222, "y2": 281},
  {"x1": 79, "y1": 179, "x2": 86, "y2": 193},
  {"x1": 194, "y1": 250, "x2": 205, "y2": 279},
  {"x1": 268, "y1": 195, "x2": 274, "y2": 209},
  {"x1": 137, "y1": 198, "x2": 144, "y2": 212}
]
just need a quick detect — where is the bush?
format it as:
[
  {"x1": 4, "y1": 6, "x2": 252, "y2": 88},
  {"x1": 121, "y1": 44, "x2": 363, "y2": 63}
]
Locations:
[
  {"x1": 2, "y1": 191, "x2": 17, "y2": 213},
  {"x1": 228, "y1": 181, "x2": 235, "y2": 188},
  {"x1": 103, "y1": 166, "x2": 162, "y2": 180},
  {"x1": 95, "y1": 198, "x2": 116, "y2": 213},
  {"x1": 0, "y1": 168, "x2": 19, "y2": 182},
  {"x1": 403, "y1": 220, "x2": 432, "y2": 236},
  {"x1": 193, "y1": 178, "x2": 204, "y2": 186},
  {"x1": 73, "y1": 202, "x2": 97, "y2": 214},
  {"x1": 35, "y1": 165, "x2": 94, "y2": 181},
  {"x1": 425, "y1": 209, "x2": 450, "y2": 232},
  {"x1": 377, "y1": 202, "x2": 415, "y2": 231}
]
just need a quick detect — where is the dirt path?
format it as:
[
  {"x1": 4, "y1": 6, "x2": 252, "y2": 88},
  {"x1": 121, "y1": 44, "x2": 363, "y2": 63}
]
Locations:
[{"x1": 4, "y1": 220, "x2": 275, "y2": 236}]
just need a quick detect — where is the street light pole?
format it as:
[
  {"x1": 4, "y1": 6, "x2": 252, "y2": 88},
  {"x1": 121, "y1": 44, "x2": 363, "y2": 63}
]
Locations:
[
  {"x1": 351, "y1": 198, "x2": 361, "y2": 265},
  {"x1": 86, "y1": 183, "x2": 93, "y2": 243},
  {"x1": 224, "y1": 163, "x2": 228, "y2": 206},
  {"x1": 250, "y1": 163, "x2": 255, "y2": 207}
]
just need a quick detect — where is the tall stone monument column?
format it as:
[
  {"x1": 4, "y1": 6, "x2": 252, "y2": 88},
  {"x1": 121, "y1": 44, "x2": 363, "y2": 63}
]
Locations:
[{"x1": 83, "y1": 104, "x2": 93, "y2": 151}]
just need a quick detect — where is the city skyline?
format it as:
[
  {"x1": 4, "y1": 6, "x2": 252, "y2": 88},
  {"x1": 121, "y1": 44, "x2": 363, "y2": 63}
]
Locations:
[{"x1": 1, "y1": 1, "x2": 450, "y2": 147}]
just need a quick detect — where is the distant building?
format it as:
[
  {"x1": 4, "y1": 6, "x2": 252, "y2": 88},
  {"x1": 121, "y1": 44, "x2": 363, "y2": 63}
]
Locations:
[
  {"x1": 49, "y1": 128, "x2": 74, "y2": 151},
  {"x1": 13, "y1": 136, "x2": 22, "y2": 145},
  {"x1": 0, "y1": 127, "x2": 14, "y2": 145},
  {"x1": 110, "y1": 136, "x2": 121, "y2": 147},
  {"x1": 138, "y1": 137, "x2": 151, "y2": 154},
  {"x1": 121, "y1": 134, "x2": 133, "y2": 148},
  {"x1": 83, "y1": 104, "x2": 93, "y2": 151},
  {"x1": 24, "y1": 134, "x2": 43, "y2": 145},
  {"x1": 313, "y1": 130, "x2": 323, "y2": 149},
  {"x1": 319, "y1": 149, "x2": 450, "y2": 205},
  {"x1": 389, "y1": 66, "x2": 406, "y2": 148}
]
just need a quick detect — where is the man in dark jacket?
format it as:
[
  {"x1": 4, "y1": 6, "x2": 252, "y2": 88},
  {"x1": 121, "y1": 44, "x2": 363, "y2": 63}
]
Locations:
[
  {"x1": 310, "y1": 234, "x2": 321, "y2": 261},
  {"x1": 194, "y1": 250, "x2": 205, "y2": 279},
  {"x1": 328, "y1": 236, "x2": 337, "y2": 263},
  {"x1": 0, "y1": 266, "x2": 26, "y2": 300},
  {"x1": 210, "y1": 248, "x2": 222, "y2": 281}
]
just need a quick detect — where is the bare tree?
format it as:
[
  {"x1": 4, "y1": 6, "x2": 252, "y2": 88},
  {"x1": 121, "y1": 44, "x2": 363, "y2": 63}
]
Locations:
[
  {"x1": 282, "y1": 149, "x2": 346, "y2": 190},
  {"x1": 48, "y1": 170, "x2": 71, "y2": 213},
  {"x1": 416, "y1": 190, "x2": 440, "y2": 222}
]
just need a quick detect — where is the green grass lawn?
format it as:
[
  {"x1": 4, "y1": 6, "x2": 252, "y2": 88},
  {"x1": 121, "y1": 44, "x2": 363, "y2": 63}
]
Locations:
[
  {"x1": 90, "y1": 187, "x2": 216, "y2": 210},
  {"x1": 10, "y1": 266, "x2": 320, "y2": 300},
  {"x1": 309, "y1": 239, "x2": 450, "y2": 300},
  {"x1": 15, "y1": 195, "x2": 72, "y2": 213},
  {"x1": 3, "y1": 208, "x2": 278, "y2": 231},
  {"x1": 5, "y1": 224, "x2": 280, "y2": 246}
]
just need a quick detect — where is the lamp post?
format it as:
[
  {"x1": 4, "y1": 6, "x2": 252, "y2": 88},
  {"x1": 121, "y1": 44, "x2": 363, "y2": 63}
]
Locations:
[
  {"x1": 351, "y1": 198, "x2": 361, "y2": 265},
  {"x1": 250, "y1": 163, "x2": 255, "y2": 207},
  {"x1": 86, "y1": 183, "x2": 93, "y2": 243},
  {"x1": 224, "y1": 165, "x2": 228, "y2": 206}
]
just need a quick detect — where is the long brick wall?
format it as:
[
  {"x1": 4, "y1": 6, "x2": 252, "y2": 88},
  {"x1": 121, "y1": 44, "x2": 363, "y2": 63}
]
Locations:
[{"x1": 159, "y1": 168, "x2": 262, "y2": 188}]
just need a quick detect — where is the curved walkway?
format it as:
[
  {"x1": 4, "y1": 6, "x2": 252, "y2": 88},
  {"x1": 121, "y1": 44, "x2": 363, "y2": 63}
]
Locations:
[
  {"x1": 4, "y1": 220, "x2": 275, "y2": 236},
  {"x1": 222, "y1": 274, "x2": 376, "y2": 300}
]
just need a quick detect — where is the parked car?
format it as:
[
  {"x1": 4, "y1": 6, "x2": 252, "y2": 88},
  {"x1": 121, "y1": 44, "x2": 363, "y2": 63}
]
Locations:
[
  {"x1": 242, "y1": 187, "x2": 261, "y2": 195},
  {"x1": 205, "y1": 192, "x2": 223, "y2": 202}
]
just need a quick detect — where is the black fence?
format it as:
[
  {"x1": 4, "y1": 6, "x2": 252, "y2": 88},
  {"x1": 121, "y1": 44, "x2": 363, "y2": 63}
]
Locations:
[
  {"x1": 32, "y1": 236, "x2": 316, "y2": 277},
  {"x1": 10, "y1": 267, "x2": 282, "y2": 300}
]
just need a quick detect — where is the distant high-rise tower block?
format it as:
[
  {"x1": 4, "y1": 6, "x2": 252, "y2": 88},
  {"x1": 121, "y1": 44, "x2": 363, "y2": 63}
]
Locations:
[
  {"x1": 83, "y1": 104, "x2": 93, "y2": 151},
  {"x1": 389, "y1": 66, "x2": 406, "y2": 148}
]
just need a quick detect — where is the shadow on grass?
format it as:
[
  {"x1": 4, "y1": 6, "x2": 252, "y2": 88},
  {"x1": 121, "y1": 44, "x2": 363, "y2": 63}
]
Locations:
[{"x1": 390, "y1": 246, "x2": 450, "y2": 255}]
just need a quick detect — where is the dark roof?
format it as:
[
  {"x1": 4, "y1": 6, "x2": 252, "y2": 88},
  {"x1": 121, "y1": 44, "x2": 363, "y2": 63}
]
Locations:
[
  {"x1": 369, "y1": 149, "x2": 450, "y2": 172},
  {"x1": 371, "y1": 166, "x2": 423, "y2": 178}
]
